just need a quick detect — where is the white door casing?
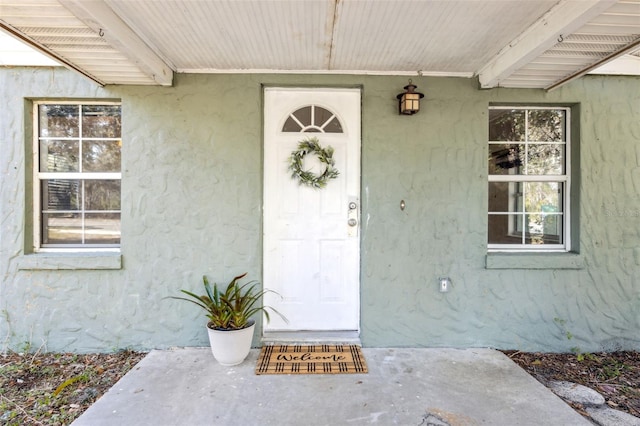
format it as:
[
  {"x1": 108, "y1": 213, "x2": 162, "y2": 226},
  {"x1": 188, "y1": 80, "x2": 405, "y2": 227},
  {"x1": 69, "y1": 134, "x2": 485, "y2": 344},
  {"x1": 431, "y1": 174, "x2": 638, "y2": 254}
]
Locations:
[{"x1": 263, "y1": 87, "x2": 361, "y2": 331}]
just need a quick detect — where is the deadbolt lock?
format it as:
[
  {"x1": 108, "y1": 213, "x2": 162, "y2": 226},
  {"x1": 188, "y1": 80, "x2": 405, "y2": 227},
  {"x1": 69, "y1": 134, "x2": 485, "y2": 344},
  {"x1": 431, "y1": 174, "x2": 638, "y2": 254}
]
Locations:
[{"x1": 347, "y1": 197, "x2": 359, "y2": 237}]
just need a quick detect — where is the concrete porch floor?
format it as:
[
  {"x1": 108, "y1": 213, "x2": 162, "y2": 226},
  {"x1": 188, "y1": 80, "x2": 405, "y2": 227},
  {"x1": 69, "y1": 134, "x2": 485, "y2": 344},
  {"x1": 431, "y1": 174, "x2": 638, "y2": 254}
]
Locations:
[{"x1": 71, "y1": 347, "x2": 590, "y2": 426}]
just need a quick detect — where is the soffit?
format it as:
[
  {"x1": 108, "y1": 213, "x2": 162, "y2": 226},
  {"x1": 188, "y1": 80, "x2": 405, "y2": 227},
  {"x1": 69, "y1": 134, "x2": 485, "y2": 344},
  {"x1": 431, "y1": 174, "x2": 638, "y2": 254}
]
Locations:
[
  {"x1": 497, "y1": 0, "x2": 640, "y2": 88},
  {"x1": 0, "y1": 0, "x2": 162, "y2": 85},
  {"x1": 0, "y1": 0, "x2": 638, "y2": 89}
]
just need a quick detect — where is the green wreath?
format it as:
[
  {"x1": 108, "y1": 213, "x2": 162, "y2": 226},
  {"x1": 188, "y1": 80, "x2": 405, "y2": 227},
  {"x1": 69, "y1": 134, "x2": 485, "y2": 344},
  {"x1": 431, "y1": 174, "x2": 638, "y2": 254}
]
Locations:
[{"x1": 288, "y1": 137, "x2": 339, "y2": 188}]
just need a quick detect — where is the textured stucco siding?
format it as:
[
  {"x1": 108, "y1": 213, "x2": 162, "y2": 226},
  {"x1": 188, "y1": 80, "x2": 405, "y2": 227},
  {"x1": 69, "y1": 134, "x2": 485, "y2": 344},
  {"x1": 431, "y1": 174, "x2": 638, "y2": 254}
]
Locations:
[{"x1": 0, "y1": 68, "x2": 638, "y2": 353}]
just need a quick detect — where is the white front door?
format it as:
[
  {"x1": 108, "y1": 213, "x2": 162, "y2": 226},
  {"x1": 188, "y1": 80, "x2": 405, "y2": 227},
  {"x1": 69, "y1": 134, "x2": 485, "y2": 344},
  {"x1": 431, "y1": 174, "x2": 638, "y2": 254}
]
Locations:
[{"x1": 263, "y1": 87, "x2": 361, "y2": 331}]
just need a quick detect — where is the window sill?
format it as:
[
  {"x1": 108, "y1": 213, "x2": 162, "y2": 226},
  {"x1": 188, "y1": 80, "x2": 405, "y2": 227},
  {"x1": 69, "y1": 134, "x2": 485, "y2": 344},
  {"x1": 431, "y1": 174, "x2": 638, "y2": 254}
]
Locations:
[
  {"x1": 17, "y1": 252, "x2": 122, "y2": 270},
  {"x1": 485, "y1": 252, "x2": 584, "y2": 270}
]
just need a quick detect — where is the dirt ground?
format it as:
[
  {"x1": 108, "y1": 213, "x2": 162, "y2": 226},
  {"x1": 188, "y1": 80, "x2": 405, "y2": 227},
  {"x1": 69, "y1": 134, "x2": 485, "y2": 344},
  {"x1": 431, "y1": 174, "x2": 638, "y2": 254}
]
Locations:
[
  {"x1": 0, "y1": 350, "x2": 145, "y2": 425},
  {"x1": 504, "y1": 350, "x2": 640, "y2": 420},
  {"x1": 0, "y1": 349, "x2": 638, "y2": 425}
]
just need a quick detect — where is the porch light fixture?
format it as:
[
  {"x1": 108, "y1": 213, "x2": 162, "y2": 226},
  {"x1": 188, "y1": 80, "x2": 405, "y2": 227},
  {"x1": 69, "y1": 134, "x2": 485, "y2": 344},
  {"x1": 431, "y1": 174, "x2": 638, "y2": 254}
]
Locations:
[{"x1": 396, "y1": 79, "x2": 424, "y2": 115}]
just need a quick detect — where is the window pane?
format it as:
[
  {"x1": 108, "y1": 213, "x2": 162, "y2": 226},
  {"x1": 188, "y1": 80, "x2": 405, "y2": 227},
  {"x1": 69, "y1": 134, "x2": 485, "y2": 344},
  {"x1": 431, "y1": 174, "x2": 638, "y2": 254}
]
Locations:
[
  {"x1": 314, "y1": 106, "x2": 343, "y2": 133},
  {"x1": 528, "y1": 109, "x2": 566, "y2": 142},
  {"x1": 526, "y1": 144, "x2": 564, "y2": 175},
  {"x1": 293, "y1": 106, "x2": 311, "y2": 126},
  {"x1": 82, "y1": 105, "x2": 122, "y2": 138},
  {"x1": 542, "y1": 213, "x2": 563, "y2": 243},
  {"x1": 283, "y1": 116, "x2": 302, "y2": 132},
  {"x1": 40, "y1": 140, "x2": 79, "y2": 172},
  {"x1": 314, "y1": 106, "x2": 332, "y2": 126},
  {"x1": 42, "y1": 213, "x2": 82, "y2": 244},
  {"x1": 489, "y1": 109, "x2": 525, "y2": 141},
  {"x1": 488, "y1": 214, "x2": 522, "y2": 244},
  {"x1": 488, "y1": 144, "x2": 524, "y2": 175},
  {"x1": 488, "y1": 182, "x2": 522, "y2": 213},
  {"x1": 42, "y1": 180, "x2": 81, "y2": 210},
  {"x1": 525, "y1": 213, "x2": 543, "y2": 236},
  {"x1": 85, "y1": 180, "x2": 121, "y2": 210},
  {"x1": 322, "y1": 116, "x2": 343, "y2": 133},
  {"x1": 82, "y1": 140, "x2": 122, "y2": 172},
  {"x1": 84, "y1": 213, "x2": 120, "y2": 244},
  {"x1": 524, "y1": 182, "x2": 562, "y2": 213},
  {"x1": 39, "y1": 105, "x2": 79, "y2": 138},
  {"x1": 526, "y1": 213, "x2": 562, "y2": 244}
]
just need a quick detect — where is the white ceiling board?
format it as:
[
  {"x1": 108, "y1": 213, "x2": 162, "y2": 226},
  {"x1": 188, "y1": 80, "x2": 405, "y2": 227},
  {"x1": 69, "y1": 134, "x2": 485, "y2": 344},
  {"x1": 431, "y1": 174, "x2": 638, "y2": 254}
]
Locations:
[
  {"x1": 1, "y1": 0, "x2": 638, "y2": 87},
  {"x1": 110, "y1": 0, "x2": 557, "y2": 75},
  {"x1": 109, "y1": 0, "x2": 334, "y2": 72},
  {"x1": 331, "y1": 0, "x2": 558, "y2": 74}
]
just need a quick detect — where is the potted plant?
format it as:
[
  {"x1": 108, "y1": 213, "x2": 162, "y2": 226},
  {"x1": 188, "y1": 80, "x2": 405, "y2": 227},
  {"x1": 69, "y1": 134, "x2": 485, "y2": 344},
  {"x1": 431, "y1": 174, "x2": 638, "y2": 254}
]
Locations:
[{"x1": 169, "y1": 272, "x2": 286, "y2": 366}]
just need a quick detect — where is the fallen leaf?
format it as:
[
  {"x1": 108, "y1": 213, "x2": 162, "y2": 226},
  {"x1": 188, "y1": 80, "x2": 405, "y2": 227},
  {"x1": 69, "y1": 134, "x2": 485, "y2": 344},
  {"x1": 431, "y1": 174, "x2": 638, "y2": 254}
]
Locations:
[{"x1": 598, "y1": 384, "x2": 617, "y2": 394}]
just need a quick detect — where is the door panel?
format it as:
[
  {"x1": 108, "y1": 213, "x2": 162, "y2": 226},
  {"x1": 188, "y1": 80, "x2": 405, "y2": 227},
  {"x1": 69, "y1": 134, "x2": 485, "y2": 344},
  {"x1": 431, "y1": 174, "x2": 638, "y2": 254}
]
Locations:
[{"x1": 263, "y1": 88, "x2": 361, "y2": 331}]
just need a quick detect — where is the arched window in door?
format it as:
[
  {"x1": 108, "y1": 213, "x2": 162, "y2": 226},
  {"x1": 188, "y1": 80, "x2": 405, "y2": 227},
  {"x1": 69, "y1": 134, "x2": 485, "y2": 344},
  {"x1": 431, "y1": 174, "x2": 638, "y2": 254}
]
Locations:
[{"x1": 282, "y1": 105, "x2": 343, "y2": 133}]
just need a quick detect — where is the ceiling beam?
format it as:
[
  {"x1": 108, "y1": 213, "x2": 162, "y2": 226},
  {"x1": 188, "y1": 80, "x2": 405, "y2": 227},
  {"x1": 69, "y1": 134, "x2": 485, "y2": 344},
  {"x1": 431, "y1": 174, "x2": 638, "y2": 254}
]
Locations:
[
  {"x1": 477, "y1": 0, "x2": 618, "y2": 89},
  {"x1": 59, "y1": 0, "x2": 173, "y2": 86}
]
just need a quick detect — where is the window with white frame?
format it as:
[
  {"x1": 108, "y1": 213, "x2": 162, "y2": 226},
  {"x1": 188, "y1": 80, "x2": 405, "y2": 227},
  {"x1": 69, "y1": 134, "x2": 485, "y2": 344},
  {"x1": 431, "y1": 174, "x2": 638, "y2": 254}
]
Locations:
[
  {"x1": 282, "y1": 105, "x2": 343, "y2": 133},
  {"x1": 488, "y1": 106, "x2": 570, "y2": 251},
  {"x1": 35, "y1": 102, "x2": 121, "y2": 249}
]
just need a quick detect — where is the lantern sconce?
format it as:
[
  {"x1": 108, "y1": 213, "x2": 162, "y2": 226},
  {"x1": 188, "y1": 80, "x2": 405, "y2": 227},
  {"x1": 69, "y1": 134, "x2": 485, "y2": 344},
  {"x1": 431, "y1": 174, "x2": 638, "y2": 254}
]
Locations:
[{"x1": 396, "y1": 79, "x2": 424, "y2": 115}]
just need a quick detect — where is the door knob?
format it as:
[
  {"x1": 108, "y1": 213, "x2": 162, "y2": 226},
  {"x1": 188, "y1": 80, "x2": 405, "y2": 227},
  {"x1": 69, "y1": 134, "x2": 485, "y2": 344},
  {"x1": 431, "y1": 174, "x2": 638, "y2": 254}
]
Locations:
[{"x1": 348, "y1": 218, "x2": 358, "y2": 227}]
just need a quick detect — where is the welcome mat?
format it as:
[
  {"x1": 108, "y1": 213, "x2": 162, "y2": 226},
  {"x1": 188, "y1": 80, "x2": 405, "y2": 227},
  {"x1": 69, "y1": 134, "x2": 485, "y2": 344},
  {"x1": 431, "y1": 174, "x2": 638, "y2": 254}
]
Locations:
[{"x1": 255, "y1": 344, "x2": 368, "y2": 375}]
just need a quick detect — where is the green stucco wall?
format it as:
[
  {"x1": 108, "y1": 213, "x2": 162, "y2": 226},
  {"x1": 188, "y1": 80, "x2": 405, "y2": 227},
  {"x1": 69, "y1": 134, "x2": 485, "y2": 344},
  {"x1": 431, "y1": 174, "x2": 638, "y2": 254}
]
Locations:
[{"x1": 1, "y1": 68, "x2": 638, "y2": 353}]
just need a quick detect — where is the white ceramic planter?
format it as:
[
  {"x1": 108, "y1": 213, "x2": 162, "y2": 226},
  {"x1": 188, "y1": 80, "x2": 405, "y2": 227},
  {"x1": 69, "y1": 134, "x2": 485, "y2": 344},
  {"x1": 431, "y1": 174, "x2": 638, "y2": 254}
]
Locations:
[{"x1": 206, "y1": 321, "x2": 256, "y2": 366}]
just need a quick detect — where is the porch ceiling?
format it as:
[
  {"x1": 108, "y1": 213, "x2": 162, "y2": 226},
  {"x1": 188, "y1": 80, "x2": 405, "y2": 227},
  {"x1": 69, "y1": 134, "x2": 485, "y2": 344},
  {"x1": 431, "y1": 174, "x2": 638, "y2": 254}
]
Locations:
[{"x1": 0, "y1": 0, "x2": 638, "y2": 89}]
